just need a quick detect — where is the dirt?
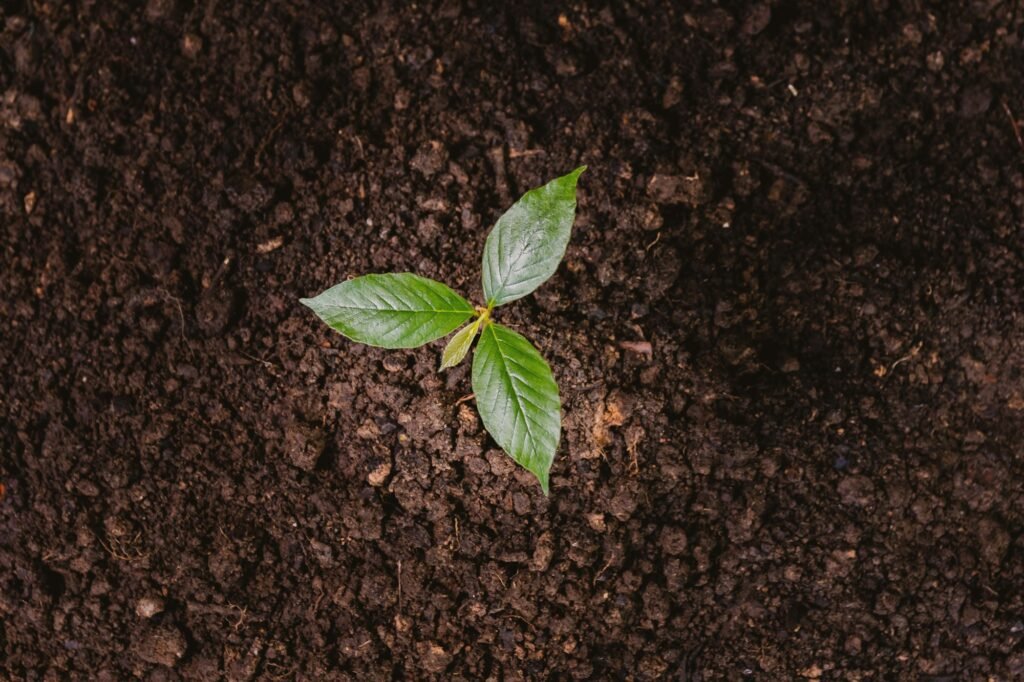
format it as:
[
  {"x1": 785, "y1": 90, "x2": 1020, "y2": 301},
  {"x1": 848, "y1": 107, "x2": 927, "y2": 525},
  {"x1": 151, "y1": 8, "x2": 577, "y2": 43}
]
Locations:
[{"x1": 2, "y1": 1, "x2": 1023, "y2": 679}]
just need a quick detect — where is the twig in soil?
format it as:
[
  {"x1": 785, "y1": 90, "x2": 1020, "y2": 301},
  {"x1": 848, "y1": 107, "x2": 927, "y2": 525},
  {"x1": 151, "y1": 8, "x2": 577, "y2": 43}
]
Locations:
[
  {"x1": 504, "y1": 613, "x2": 535, "y2": 631},
  {"x1": 454, "y1": 393, "x2": 475, "y2": 406},
  {"x1": 619, "y1": 340, "x2": 653, "y2": 357},
  {"x1": 351, "y1": 134, "x2": 365, "y2": 160},
  {"x1": 445, "y1": 517, "x2": 462, "y2": 551},
  {"x1": 508, "y1": 148, "x2": 546, "y2": 159},
  {"x1": 187, "y1": 601, "x2": 249, "y2": 629},
  {"x1": 239, "y1": 350, "x2": 281, "y2": 374},
  {"x1": 645, "y1": 232, "x2": 661, "y2": 251},
  {"x1": 593, "y1": 559, "x2": 615, "y2": 586},
  {"x1": 1002, "y1": 97, "x2": 1024, "y2": 152},
  {"x1": 310, "y1": 591, "x2": 324, "y2": 618},
  {"x1": 157, "y1": 287, "x2": 194, "y2": 359},
  {"x1": 265, "y1": 661, "x2": 296, "y2": 681},
  {"x1": 626, "y1": 429, "x2": 643, "y2": 476},
  {"x1": 97, "y1": 532, "x2": 149, "y2": 562},
  {"x1": 628, "y1": 449, "x2": 640, "y2": 476},
  {"x1": 397, "y1": 559, "x2": 403, "y2": 613},
  {"x1": 255, "y1": 113, "x2": 289, "y2": 169},
  {"x1": 889, "y1": 341, "x2": 923, "y2": 374},
  {"x1": 256, "y1": 236, "x2": 285, "y2": 254}
]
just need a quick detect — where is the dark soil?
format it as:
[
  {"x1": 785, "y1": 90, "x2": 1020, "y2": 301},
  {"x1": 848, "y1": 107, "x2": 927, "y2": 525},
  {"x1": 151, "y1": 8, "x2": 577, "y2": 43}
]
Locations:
[{"x1": 2, "y1": 1, "x2": 1024, "y2": 679}]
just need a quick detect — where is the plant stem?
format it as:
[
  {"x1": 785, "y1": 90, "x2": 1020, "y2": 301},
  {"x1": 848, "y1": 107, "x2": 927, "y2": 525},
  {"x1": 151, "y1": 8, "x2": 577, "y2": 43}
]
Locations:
[{"x1": 476, "y1": 305, "x2": 493, "y2": 327}]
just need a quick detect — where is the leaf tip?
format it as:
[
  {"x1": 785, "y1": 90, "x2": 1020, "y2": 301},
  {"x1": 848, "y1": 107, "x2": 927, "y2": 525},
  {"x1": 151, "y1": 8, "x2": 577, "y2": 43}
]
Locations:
[
  {"x1": 537, "y1": 470, "x2": 550, "y2": 496},
  {"x1": 562, "y1": 166, "x2": 587, "y2": 186}
]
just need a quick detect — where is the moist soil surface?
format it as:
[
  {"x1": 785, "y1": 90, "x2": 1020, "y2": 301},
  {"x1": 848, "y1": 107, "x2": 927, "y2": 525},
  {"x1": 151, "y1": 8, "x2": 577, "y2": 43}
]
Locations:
[{"x1": 2, "y1": 1, "x2": 1024, "y2": 679}]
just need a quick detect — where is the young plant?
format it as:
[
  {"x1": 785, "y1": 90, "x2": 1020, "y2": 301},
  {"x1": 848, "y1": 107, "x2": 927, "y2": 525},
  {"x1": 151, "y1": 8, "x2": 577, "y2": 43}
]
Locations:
[{"x1": 301, "y1": 167, "x2": 586, "y2": 494}]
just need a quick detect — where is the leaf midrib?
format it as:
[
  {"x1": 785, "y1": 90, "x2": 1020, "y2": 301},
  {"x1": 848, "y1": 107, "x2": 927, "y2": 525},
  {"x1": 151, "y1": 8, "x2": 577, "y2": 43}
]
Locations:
[
  {"x1": 487, "y1": 220, "x2": 561, "y2": 305},
  {"x1": 487, "y1": 325, "x2": 543, "y2": 453},
  {"x1": 322, "y1": 304, "x2": 472, "y2": 314}
]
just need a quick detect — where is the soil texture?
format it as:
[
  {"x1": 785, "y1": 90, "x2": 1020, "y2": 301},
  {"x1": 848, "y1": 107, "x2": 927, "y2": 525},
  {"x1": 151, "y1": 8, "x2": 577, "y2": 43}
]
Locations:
[{"x1": 2, "y1": 1, "x2": 1024, "y2": 679}]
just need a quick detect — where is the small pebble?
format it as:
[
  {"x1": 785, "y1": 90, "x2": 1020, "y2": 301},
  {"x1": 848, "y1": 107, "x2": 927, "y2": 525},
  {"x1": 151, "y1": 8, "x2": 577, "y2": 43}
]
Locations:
[
  {"x1": 367, "y1": 458, "x2": 391, "y2": 486},
  {"x1": 182, "y1": 33, "x2": 203, "y2": 58},
  {"x1": 382, "y1": 355, "x2": 406, "y2": 372},
  {"x1": 136, "y1": 596, "x2": 165, "y2": 619}
]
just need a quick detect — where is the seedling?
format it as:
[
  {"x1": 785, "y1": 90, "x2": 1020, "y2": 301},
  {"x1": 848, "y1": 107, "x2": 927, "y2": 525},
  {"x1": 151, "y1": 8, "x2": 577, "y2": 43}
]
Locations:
[{"x1": 301, "y1": 167, "x2": 586, "y2": 493}]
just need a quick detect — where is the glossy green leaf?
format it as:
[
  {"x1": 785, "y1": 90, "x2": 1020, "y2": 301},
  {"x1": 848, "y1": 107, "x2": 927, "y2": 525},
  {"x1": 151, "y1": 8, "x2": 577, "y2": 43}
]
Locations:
[
  {"x1": 481, "y1": 166, "x2": 586, "y2": 307},
  {"x1": 301, "y1": 273, "x2": 474, "y2": 349},
  {"x1": 472, "y1": 323, "x2": 560, "y2": 493},
  {"x1": 440, "y1": 316, "x2": 482, "y2": 370}
]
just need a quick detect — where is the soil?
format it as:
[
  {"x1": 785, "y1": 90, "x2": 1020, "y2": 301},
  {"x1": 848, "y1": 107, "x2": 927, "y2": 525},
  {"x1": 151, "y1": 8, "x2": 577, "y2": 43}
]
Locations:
[{"x1": 2, "y1": 1, "x2": 1024, "y2": 679}]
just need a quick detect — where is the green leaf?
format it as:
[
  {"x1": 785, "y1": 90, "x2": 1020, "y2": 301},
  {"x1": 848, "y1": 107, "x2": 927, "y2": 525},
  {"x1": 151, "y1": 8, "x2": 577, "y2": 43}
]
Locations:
[
  {"x1": 472, "y1": 323, "x2": 560, "y2": 494},
  {"x1": 301, "y1": 273, "x2": 474, "y2": 349},
  {"x1": 440, "y1": 316, "x2": 482, "y2": 370},
  {"x1": 481, "y1": 166, "x2": 586, "y2": 307}
]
